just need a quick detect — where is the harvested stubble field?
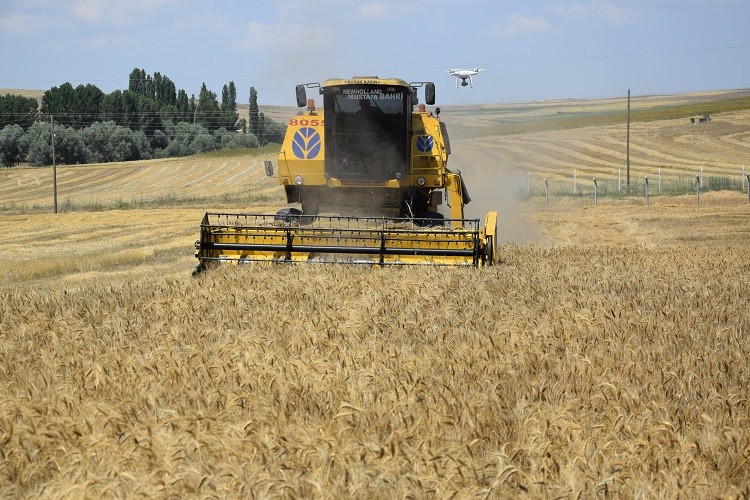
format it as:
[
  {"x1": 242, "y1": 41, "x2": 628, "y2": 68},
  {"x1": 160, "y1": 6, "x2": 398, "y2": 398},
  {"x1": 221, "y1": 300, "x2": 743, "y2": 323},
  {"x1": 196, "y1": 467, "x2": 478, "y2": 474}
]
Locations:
[
  {"x1": 1, "y1": 91, "x2": 750, "y2": 497},
  {"x1": 445, "y1": 89, "x2": 750, "y2": 195}
]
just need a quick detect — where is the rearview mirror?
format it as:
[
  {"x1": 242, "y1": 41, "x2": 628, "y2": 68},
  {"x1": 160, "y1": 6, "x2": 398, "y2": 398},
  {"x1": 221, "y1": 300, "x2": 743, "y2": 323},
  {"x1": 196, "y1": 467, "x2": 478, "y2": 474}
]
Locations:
[
  {"x1": 295, "y1": 85, "x2": 307, "y2": 107},
  {"x1": 425, "y1": 82, "x2": 435, "y2": 105},
  {"x1": 264, "y1": 160, "x2": 273, "y2": 177}
]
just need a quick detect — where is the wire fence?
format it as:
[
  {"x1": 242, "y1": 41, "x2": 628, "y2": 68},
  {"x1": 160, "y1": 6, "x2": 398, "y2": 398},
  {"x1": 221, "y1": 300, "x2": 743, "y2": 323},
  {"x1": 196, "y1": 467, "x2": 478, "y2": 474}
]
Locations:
[{"x1": 515, "y1": 167, "x2": 750, "y2": 205}]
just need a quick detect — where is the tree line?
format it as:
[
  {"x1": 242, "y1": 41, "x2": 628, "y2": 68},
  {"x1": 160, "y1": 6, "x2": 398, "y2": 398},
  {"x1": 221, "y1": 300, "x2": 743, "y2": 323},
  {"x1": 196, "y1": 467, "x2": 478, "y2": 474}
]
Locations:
[{"x1": 0, "y1": 68, "x2": 286, "y2": 167}]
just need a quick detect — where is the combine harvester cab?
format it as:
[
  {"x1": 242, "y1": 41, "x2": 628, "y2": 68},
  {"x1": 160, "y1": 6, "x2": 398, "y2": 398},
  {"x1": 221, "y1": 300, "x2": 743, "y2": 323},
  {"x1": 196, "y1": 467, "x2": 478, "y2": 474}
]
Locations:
[{"x1": 194, "y1": 76, "x2": 497, "y2": 273}]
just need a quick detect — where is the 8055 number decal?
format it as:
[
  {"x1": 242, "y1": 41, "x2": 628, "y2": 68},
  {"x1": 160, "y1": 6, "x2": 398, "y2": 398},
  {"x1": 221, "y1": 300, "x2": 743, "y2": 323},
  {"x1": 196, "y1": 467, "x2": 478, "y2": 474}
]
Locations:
[{"x1": 289, "y1": 118, "x2": 323, "y2": 126}]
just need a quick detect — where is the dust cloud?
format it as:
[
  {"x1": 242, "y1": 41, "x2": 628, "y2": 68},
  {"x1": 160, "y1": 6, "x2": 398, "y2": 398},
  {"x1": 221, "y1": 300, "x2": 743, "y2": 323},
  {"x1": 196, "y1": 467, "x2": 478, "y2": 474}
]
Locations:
[{"x1": 449, "y1": 138, "x2": 544, "y2": 245}]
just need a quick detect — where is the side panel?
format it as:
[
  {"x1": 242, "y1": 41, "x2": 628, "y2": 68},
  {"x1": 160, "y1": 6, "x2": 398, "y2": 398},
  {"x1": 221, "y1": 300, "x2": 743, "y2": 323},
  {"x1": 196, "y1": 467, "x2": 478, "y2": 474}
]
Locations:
[
  {"x1": 411, "y1": 112, "x2": 448, "y2": 183},
  {"x1": 278, "y1": 112, "x2": 326, "y2": 186}
]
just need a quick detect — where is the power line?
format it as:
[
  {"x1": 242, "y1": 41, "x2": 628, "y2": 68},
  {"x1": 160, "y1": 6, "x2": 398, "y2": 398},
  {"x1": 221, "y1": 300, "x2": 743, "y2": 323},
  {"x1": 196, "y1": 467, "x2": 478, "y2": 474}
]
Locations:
[
  {"x1": 482, "y1": 44, "x2": 750, "y2": 67},
  {"x1": 2, "y1": 43, "x2": 748, "y2": 88}
]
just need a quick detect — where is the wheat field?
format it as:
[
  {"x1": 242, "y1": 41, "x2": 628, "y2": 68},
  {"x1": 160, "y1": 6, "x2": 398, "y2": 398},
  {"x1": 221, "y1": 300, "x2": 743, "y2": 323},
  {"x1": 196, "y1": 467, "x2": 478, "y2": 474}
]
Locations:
[{"x1": 1, "y1": 93, "x2": 750, "y2": 497}]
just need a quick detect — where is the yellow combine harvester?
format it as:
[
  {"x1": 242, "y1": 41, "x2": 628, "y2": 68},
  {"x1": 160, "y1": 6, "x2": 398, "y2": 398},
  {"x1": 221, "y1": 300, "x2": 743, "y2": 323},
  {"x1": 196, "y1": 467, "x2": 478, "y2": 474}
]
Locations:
[{"x1": 194, "y1": 76, "x2": 497, "y2": 273}]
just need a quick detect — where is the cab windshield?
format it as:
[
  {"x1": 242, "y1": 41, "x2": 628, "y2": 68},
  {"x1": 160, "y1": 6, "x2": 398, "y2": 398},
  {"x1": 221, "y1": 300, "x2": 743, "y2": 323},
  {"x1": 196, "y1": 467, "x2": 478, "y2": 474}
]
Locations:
[{"x1": 324, "y1": 84, "x2": 409, "y2": 181}]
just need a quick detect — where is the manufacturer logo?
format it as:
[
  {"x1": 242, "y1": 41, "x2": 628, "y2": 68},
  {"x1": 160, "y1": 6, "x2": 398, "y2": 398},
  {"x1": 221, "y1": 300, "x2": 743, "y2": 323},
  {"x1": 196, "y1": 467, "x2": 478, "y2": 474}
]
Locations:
[
  {"x1": 416, "y1": 135, "x2": 434, "y2": 153},
  {"x1": 292, "y1": 127, "x2": 321, "y2": 159}
]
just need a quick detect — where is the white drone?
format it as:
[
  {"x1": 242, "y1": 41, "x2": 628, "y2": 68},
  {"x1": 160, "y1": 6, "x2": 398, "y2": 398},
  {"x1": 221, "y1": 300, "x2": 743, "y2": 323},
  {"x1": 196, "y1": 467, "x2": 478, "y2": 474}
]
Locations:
[{"x1": 446, "y1": 68, "x2": 485, "y2": 88}]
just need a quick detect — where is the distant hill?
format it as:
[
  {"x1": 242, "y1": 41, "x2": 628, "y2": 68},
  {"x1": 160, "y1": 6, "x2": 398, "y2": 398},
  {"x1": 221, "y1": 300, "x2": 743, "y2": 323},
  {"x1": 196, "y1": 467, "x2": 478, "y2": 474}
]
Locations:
[{"x1": 1, "y1": 88, "x2": 45, "y2": 101}]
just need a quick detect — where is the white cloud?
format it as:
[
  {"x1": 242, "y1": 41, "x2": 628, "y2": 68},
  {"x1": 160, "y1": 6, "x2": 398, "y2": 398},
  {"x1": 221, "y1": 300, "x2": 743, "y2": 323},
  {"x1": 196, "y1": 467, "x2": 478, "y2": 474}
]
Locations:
[
  {"x1": 70, "y1": 0, "x2": 179, "y2": 25},
  {"x1": 0, "y1": 12, "x2": 34, "y2": 35},
  {"x1": 495, "y1": 13, "x2": 552, "y2": 38},
  {"x1": 71, "y1": 0, "x2": 103, "y2": 22},
  {"x1": 80, "y1": 34, "x2": 109, "y2": 48},
  {"x1": 547, "y1": 2, "x2": 629, "y2": 24},
  {"x1": 241, "y1": 21, "x2": 285, "y2": 50},
  {"x1": 357, "y1": 3, "x2": 389, "y2": 19},
  {"x1": 239, "y1": 20, "x2": 331, "y2": 52}
]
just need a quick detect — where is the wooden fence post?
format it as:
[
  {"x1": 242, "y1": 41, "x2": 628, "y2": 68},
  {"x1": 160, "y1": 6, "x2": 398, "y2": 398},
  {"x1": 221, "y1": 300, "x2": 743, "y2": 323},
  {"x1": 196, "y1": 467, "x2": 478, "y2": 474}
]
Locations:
[
  {"x1": 645, "y1": 177, "x2": 649, "y2": 205},
  {"x1": 658, "y1": 167, "x2": 662, "y2": 193},
  {"x1": 696, "y1": 176, "x2": 701, "y2": 204},
  {"x1": 593, "y1": 178, "x2": 598, "y2": 206},
  {"x1": 526, "y1": 171, "x2": 531, "y2": 197},
  {"x1": 545, "y1": 179, "x2": 549, "y2": 205}
]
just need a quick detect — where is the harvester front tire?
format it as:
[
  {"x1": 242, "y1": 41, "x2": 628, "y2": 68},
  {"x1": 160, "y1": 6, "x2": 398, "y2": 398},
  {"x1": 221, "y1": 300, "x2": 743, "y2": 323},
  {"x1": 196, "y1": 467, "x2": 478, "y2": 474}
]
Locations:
[
  {"x1": 486, "y1": 236, "x2": 495, "y2": 266},
  {"x1": 414, "y1": 211, "x2": 445, "y2": 227},
  {"x1": 274, "y1": 208, "x2": 303, "y2": 224}
]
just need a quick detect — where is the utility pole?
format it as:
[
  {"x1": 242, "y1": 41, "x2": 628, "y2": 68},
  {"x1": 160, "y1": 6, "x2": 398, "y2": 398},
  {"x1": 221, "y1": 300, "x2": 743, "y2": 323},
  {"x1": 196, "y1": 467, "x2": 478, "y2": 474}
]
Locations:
[
  {"x1": 51, "y1": 115, "x2": 58, "y2": 214},
  {"x1": 626, "y1": 89, "x2": 631, "y2": 191}
]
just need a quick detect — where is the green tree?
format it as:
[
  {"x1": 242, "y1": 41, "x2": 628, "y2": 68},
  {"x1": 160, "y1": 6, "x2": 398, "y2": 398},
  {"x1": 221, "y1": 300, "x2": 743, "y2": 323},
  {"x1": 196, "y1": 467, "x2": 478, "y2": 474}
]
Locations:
[
  {"x1": 252, "y1": 112, "x2": 286, "y2": 146},
  {"x1": 25, "y1": 121, "x2": 52, "y2": 165},
  {"x1": 218, "y1": 128, "x2": 259, "y2": 149},
  {"x1": 137, "y1": 96, "x2": 160, "y2": 137},
  {"x1": 176, "y1": 89, "x2": 191, "y2": 123},
  {"x1": 81, "y1": 121, "x2": 151, "y2": 163},
  {"x1": 221, "y1": 81, "x2": 238, "y2": 130},
  {"x1": 0, "y1": 124, "x2": 28, "y2": 166},
  {"x1": 120, "y1": 90, "x2": 141, "y2": 131},
  {"x1": 150, "y1": 129, "x2": 169, "y2": 156},
  {"x1": 50, "y1": 125, "x2": 87, "y2": 165},
  {"x1": 41, "y1": 83, "x2": 76, "y2": 127},
  {"x1": 153, "y1": 72, "x2": 176, "y2": 106},
  {"x1": 261, "y1": 116, "x2": 286, "y2": 144},
  {"x1": 100, "y1": 90, "x2": 126, "y2": 127},
  {"x1": 73, "y1": 84, "x2": 104, "y2": 128},
  {"x1": 0, "y1": 94, "x2": 39, "y2": 130},
  {"x1": 248, "y1": 86, "x2": 259, "y2": 137},
  {"x1": 41, "y1": 83, "x2": 103, "y2": 129},
  {"x1": 196, "y1": 83, "x2": 221, "y2": 132},
  {"x1": 25, "y1": 121, "x2": 86, "y2": 166},
  {"x1": 129, "y1": 68, "x2": 150, "y2": 97},
  {"x1": 163, "y1": 122, "x2": 210, "y2": 157},
  {"x1": 189, "y1": 94, "x2": 197, "y2": 123}
]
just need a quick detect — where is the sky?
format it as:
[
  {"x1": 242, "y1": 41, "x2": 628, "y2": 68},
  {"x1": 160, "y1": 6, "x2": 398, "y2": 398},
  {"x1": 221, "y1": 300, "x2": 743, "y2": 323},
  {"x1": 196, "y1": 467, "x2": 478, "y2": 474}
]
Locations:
[{"x1": 1, "y1": 0, "x2": 749, "y2": 106}]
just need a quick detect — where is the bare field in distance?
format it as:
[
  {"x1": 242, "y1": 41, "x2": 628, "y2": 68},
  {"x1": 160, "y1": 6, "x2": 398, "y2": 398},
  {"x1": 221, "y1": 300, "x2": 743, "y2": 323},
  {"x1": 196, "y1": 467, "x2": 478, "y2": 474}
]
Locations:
[
  {"x1": 1, "y1": 90, "x2": 749, "y2": 497},
  {"x1": 444, "y1": 89, "x2": 750, "y2": 192},
  {"x1": 0, "y1": 147, "x2": 285, "y2": 211}
]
